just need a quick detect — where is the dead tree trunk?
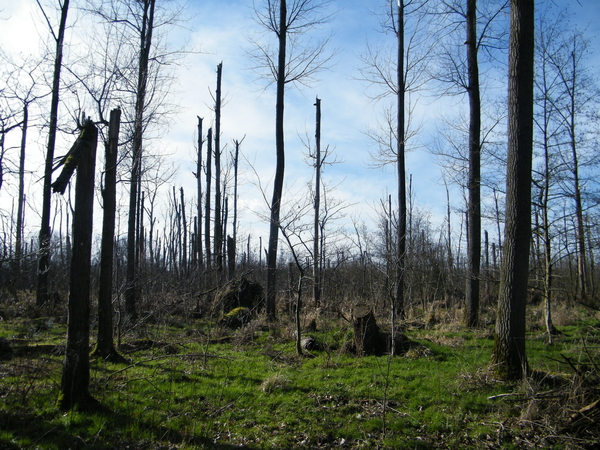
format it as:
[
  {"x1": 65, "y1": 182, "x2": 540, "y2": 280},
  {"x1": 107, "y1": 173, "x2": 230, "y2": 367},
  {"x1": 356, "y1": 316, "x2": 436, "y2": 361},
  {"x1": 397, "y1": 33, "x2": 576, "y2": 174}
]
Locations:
[
  {"x1": 94, "y1": 109, "x2": 124, "y2": 362},
  {"x1": 353, "y1": 310, "x2": 387, "y2": 356},
  {"x1": 196, "y1": 116, "x2": 203, "y2": 268},
  {"x1": 125, "y1": 0, "x2": 156, "y2": 322},
  {"x1": 214, "y1": 63, "x2": 223, "y2": 271},
  {"x1": 15, "y1": 104, "x2": 28, "y2": 273},
  {"x1": 181, "y1": 187, "x2": 187, "y2": 274},
  {"x1": 214, "y1": 63, "x2": 223, "y2": 273},
  {"x1": 57, "y1": 118, "x2": 98, "y2": 410},
  {"x1": 227, "y1": 235, "x2": 235, "y2": 280},
  {"x1": 313, "y1": 97, "x2": 322, "y2": 308},
  {"x1": 205, "y1": 127, "x2": 212, "y2": 269},
  {"x1": 37, "y1": 0, "x2": 70, "y2": 307}
]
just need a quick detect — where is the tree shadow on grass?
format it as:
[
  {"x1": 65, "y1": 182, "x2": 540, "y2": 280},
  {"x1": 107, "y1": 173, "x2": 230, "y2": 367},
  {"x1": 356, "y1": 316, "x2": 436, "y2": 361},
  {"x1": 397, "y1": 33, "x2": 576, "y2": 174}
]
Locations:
[{"x1": 0, "y1": 404, "x2": 257, "y2": 449}]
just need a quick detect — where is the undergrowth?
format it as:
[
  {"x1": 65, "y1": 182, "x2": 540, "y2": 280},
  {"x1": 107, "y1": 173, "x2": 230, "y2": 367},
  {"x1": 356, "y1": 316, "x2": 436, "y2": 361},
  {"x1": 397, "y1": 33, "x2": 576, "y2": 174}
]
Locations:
[{"x1": 0, "y1": 306, "x2": 599, "y2": 449}]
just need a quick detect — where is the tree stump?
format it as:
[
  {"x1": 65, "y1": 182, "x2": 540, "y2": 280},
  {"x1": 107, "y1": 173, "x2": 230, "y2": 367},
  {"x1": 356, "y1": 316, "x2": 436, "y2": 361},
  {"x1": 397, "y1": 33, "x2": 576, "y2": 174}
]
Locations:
[{"x1": 353, "y1": 310, "x2": 387, "y2": 356}]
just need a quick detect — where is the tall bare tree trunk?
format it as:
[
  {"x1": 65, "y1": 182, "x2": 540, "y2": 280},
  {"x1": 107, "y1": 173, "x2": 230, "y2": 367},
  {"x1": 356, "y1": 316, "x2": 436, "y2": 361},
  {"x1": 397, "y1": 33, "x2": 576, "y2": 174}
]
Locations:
[
  {"x1": 196, "y1": 116, "x2": 203, "y2": 268},
  {"x1": 181, "y1": 187, "x2": 187, "y2": 274},
  {"x1": 266, "y1": 0, "x2": 288, "y2": 320},
  {"x1": 228, "y1": 138, "x2": 241, "y2": 280},
  {"x1": 58, "y1": 119, "x2": 98, "y2": 410},
  {"x1": 15, "y1": 104, "x2": 28, "y2": 273},
  {"x1": 205, "y1": 127, "x2": 212, "y2": 269},
  {"x1": 393, "y1": 0, "x2": 407, "y2": 355},
  {"x1": 214, "y1": 63, "x2": 223, "y2": 273},
  {"x1": 313, "y1": 97, "x2": 321, "y2": 308},
  {"x1": 125, "y1": 0, "x2": 155, "y2": 322},
  {"x1": 37, "y1": 0, "x2": 70, "y2": 307},
  {"x1": 465, "y1": 0, "x2": 481, "y2": 328},
  {"x1": 492, "y1": 0, "x2": 534, "y2": 381},
  {"x1": 568, "y1": 57, "x2": 588, "y2": 303},
  {"x1": 94, "y1": 108, "x2": 124, "y2": 362}
]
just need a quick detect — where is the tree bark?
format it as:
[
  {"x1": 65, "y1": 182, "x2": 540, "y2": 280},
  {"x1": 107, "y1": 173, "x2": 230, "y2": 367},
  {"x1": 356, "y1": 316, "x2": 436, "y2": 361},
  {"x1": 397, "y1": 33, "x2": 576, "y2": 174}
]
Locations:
[
  {"x1": 15, "y1": 104, "x2": 28, "y2": 273},
  {"x1": 214, "y1": 63, "x2": 223, "y2": 273},
  {"x1": 492, "y1": 0, "x2": 534, "y2": 381},
  {"x1": 567, "y1": 50, "x2": 588, "y2": 303},
  {"x1": 229, "y1": 139, "x2": 241, "y2": 279},
  {"x1": 59, "y1": 119, "x2": 98, "y2": 410},
  {"x1": 205, "y1": 127, "x2": 212, "y2": 269},
  {"x1": 313, "y1": 97, "x2": 321, "y2": 308},
  {"x1": 465, "y1": 0, "x2": 481, "y2": 328},
  {"x1": 196, "y1": 116, "x2": 203, "y2": 268},
  {"x1": 181, "y1": 187, "x2": 187, "y2": 274},
  {"x1": 94, "y1": 109, "x2": 124, "y2": 362},
  {"x1": 393, "y1": 0, "x2": 407, "y2": 355},
  {"x1": 266, "y1": 0, "x2": 288, "y2": 320},
  {"x1": 37, "y1": 0, "x2": 70, "y2": 307},
  {"x1": 125, "y1": 0, "x2": 156, "y2": 322}
]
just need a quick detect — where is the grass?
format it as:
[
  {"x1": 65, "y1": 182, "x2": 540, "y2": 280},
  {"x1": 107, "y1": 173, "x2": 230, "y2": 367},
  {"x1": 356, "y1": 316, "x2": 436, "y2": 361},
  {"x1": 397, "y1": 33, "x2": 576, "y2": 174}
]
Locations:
[{"x1": 0, "y1": 308, "x2": 599, "y2": 449}]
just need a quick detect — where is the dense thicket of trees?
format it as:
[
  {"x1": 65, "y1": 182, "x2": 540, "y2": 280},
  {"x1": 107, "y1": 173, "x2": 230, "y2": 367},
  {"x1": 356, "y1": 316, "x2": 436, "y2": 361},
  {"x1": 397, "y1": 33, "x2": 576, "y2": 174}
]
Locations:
[{"x1": 2, "y1": 0, "x2": 600, "y2": 406}]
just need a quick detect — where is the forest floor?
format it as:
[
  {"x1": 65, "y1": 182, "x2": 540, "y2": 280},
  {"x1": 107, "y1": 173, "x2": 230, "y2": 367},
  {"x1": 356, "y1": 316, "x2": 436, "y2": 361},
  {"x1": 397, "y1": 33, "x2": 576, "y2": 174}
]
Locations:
[{"x1": 0, "y1": 300, "x2": 599, "y2": 449}]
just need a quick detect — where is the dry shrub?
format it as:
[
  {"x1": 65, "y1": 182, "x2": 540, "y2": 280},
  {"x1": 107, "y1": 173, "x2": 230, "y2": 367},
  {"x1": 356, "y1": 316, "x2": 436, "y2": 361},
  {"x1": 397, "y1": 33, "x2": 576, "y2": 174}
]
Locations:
[
  {"x1": 260, "y1": 373, "x2": 290, "y2": 393},
  {"x1": 232, "y1": 318, "x2": 265, "y2": 348},
  {"x1": 511, "y1": 340, "x2": 600, "y2": 447},
  {"x1": 402, "y1": 345, "x2": 433, "y2": 359},
  {"x1": 551, "y1": 302, "x2": 583, "y2": 327},
  {"x1": 458, "y1": 367, "x2": 503, "y2": 392}
]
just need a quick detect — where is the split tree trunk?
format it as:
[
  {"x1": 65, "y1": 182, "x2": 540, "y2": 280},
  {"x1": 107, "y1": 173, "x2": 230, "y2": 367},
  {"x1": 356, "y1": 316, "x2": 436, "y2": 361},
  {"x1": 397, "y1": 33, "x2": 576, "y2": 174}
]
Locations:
[{"x1": 59, "y1": 119, "x2": 98, "y2": 410}]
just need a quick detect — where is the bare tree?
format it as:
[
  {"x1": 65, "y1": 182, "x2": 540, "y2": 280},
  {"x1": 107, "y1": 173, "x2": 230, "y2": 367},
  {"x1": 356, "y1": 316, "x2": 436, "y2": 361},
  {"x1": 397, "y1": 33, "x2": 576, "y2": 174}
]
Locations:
[
  {"x1": 249, "y1": 0, "x2": 336, "y2": 320},
  {"x1": 313, "y1": 97, "x2": 322, "y2": 308},
  {"x1": 545, "y1": 28, "x2": 599, "y2": 304},
  {"x1": 213, "y1": 63, "x2": 224, "y2": 273},
  {"x1": 195, "y1": 116, "x2": 204, "y2": 268},
  {"x1": 492, "y1": 0, "x2": 534, "y2": 381},
  {"x1": 205, "y1": 127, "x2": 213, "y2": 269},
  {"x1": 93, "y1": 108, "x2": 125, "y2": 362},
  {"x1": 124, "y1": 0, "x2": 155, "y2": 322},
  {"x1": 430, "y1": 0, "x2": 509, "y2": 327},
  {"x1": 358, "y1": 0, "x2": 431, "y2": 352},
  {"x1": 532, "y1": 8, "x2": 568, "y2": 343},
  {"x1": 0, "y1": 54, "x2": 47, "y2": 277},
  {"x1": 56, "y1": 118, "x2": 98, "y2": 410},
  {"x1": 84, "y1": 0, "x2": 190, "y2": 320},
  {"x1": 36, "y1": 0, "x2": 70, "y2": 307}
]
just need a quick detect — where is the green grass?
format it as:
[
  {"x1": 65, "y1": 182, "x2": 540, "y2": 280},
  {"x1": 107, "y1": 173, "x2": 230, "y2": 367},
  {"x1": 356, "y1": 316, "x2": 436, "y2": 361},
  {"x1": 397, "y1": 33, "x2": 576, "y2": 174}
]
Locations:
[{"x1": 0, "y1": 312, "x2": 598, "y2": 449}]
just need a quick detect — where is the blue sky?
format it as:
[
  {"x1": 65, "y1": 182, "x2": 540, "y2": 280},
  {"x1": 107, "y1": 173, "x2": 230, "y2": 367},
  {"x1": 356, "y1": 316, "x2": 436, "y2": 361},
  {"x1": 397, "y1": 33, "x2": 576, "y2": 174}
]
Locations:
[{"x1": 1, "y1": 0, "x2": 600, "y2": 253}]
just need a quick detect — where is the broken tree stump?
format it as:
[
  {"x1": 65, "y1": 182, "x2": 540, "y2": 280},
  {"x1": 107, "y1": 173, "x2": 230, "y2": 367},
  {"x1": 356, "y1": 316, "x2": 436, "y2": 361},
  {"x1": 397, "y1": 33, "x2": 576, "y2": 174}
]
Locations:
[{"x1": 353, "y1": 310, "x2": 387, "y2": 356}]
